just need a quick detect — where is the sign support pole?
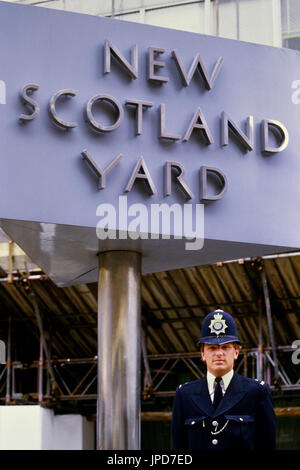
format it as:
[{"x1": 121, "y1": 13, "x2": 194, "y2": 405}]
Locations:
[{"x1": 97, "y1": 250, "x2": 141, "y2": 450}]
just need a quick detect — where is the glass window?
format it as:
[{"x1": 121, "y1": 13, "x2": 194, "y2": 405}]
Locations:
[
  {"x1": 214, "y1": 0, "x2": 276, "y2": 46},
  {"x1": 5, "y1": 0, "x2": 284, "y2": 49},
  {"x1": 145, "y1": 3, "x2": 205, "y2": 34},
  {"x1": 281, "y1": 0, "x2": 300, "y2": 51}
]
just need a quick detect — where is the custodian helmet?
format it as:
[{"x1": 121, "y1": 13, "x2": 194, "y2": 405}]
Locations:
[{"x1": 198, "y1": 309, "x2": 240, "y2": 345}]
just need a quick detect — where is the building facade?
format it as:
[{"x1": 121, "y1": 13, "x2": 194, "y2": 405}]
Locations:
[{"x1": 3, "y1": 0, "x2": 300, "y2": 51}]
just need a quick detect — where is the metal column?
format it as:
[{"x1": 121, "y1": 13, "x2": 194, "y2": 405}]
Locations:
[{"x1": 97, "y1": 251, "x2": 141, "y2": 450}]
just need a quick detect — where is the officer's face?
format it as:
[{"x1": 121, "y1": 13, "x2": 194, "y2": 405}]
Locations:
[{"x1": 201, "y1": 343, "x2": 239, "y2": 376}]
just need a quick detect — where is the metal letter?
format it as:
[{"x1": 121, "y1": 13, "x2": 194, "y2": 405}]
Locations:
[
  {"x1": 183, "y1": 107, "x2": 214, "y2": 144},
  {"x1": 165, "y1": 161, "x2": 194, "y2": 200},
  {"x1": 148, "y1": 47, "x2": 169, "y2": 84},
  {"x1": 19, "y1": 84, "x2": 40, "y2": 122},
  {"x1": 86, "y1": 94, "x2": 124, "y2": 132},
  {"x1": 82, "y1": 150, "x2": 123, "y2": 189},
  {"x1": 172, "y1": 50, "x2": 223, "y2": 90},
  {"x1": 49, "y1": 89, "x2": 77, "y2": 129},
  {"x1": 125, "y1": 156, "x2": 157, "y2": 195},
  {"x1": 261, "y1": 119, "x2": 289, "y2": 155},
  {"x1": 221, "y1": 112, "x2": 254, "y2": 150},
  {"x1": 200, "y1": 166, "x2": 228, "y2": 203},
  {"x1": 159, "y1": 104, "x2": 181, "y2": 141},
  {"x1": 125, "y1": 99, "x2": 153, "y2": 135},
  {"x1": 104, "y1": 40, "x2": 138, "y2": 79}
]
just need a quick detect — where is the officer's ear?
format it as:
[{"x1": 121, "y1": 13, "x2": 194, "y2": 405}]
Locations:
[
  {"x1": 200, "y1": 344, "x2": 206, "y2": 362},
  {"x1": 233, "y1": 344, "x2": 241, "y2": 360}
]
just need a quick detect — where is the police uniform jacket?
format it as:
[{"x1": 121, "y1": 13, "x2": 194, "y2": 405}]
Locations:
[{"x1": 172, "y1": 372, "x2": 276, "y2": 450}]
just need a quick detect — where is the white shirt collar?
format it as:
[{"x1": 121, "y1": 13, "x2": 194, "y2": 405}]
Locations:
[{"x1": 207, "y1": 369, "x2": 234, "y2": 396}]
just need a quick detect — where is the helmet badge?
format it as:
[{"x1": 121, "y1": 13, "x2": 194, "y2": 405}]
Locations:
[{"x1": 209, "y1": 312, "x2": 228, "y2": 336}]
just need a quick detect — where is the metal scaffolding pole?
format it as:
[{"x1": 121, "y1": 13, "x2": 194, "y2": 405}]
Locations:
[
  {"x1": 5, "y1": 315, "x2": 12, "y2": 404},
  {"x1": 260, "y1": 268, "x2": 279, "y2": 380},
  {"x1": 29, "y1": 289, "x2": 57, "y2": 393},
  {"x1": 97, "y1": 251, "x2": 141, "y2": 450},
  {"x1": 141, "y1": 330, "x2": 152, "y2": 390},
  {"x1": 257, "y1": 297, "x2": 263, "y2": 381},
  {"x1": 38, "y1": 334, "x2": 44, "y2": 403}
]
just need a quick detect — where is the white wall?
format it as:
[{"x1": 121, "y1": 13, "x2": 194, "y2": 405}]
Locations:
[{"x1": 0, "y1": 406, "x2": 95, "y2": 450}]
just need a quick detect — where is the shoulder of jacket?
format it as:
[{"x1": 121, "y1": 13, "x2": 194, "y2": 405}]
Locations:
[
  {"x1": 177, "y1": 378, "x2": 202, "y2": 390},
  {"x1": 236, "y1": 374, "x2": 267, "y2": 388}
]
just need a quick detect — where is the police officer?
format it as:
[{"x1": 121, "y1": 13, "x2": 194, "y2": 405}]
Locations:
[{"x1": 172, "y1": 309, "x2": 276, "y2": 450}]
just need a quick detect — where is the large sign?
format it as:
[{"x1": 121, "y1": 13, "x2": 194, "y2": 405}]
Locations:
[{"x1": 0, "y1": 1, "x2": 299, "y2": 285}]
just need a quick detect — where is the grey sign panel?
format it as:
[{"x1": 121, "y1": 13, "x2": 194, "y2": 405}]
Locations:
[{"x1": 0, "y1": 1, "x2": 299, "y2": 285}]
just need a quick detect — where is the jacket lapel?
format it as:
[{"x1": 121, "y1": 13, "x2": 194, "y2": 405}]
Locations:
[
  {"x1": 190, "y1": 377, "x2": 215, "y2": 417},
  {"x1": 213, "y1": 372, "x2": 246, "y2": 418}
]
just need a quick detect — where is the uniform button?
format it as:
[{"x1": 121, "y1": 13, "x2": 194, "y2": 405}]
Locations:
[
  {"x1": 212, "y1": 421, "x2": 218, "y2": 426},
  {"x1": 212, "y1": 439, "x2": 218, "y2": 445},
  {"x1": 239, "y1": 417, "x2": 243, "y2": 422},
  {"x1": 191, "y1": 421, "x2": 195, "y2": 425}
]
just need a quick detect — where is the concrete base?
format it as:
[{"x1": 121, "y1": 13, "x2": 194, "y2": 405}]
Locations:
[{"x1": 0, "y1": 405, "x2": 95, "y2": 450}]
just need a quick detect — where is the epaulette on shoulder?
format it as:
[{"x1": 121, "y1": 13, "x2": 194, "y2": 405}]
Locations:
[
  {"x1": 178, "y1": 381, "x2": 190, "y2": 389},
  {"x1": 254, "y1": 378, "x2": 266, "y2": 386}
]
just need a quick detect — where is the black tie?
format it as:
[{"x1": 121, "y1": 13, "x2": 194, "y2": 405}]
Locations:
[{"x1": 213, "y1": 377, "x2": 223, "y2": 409}]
